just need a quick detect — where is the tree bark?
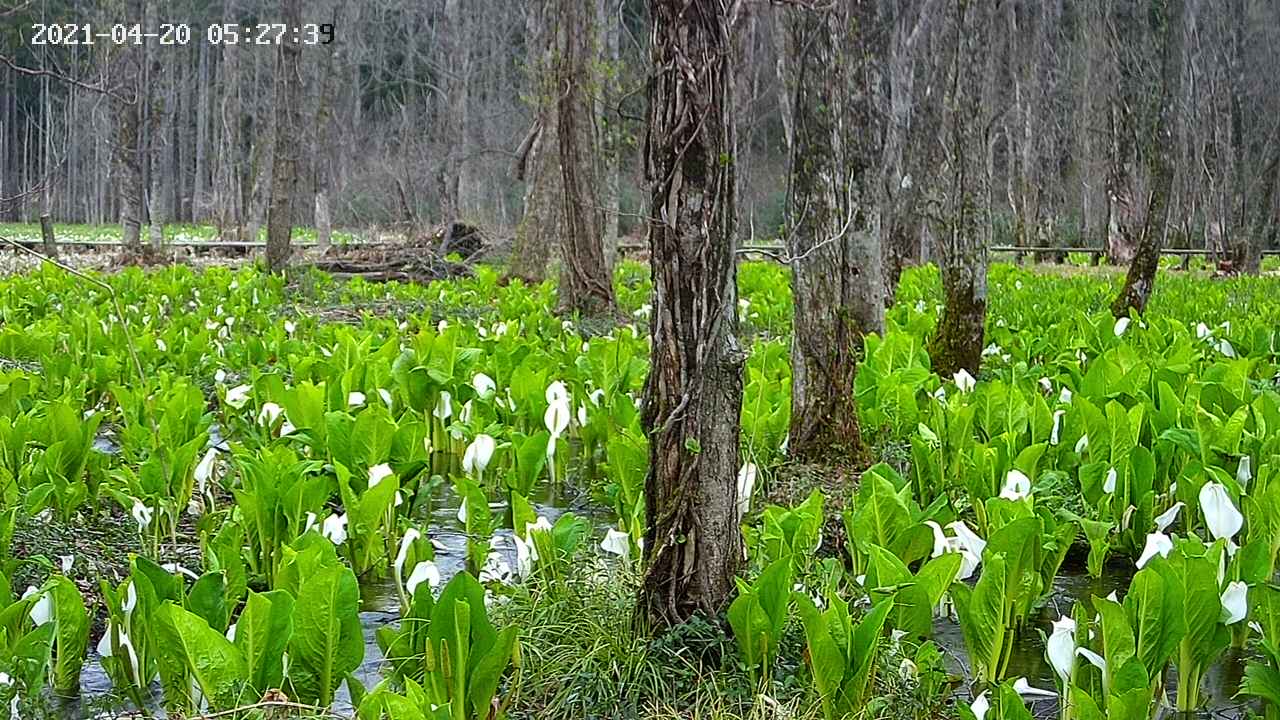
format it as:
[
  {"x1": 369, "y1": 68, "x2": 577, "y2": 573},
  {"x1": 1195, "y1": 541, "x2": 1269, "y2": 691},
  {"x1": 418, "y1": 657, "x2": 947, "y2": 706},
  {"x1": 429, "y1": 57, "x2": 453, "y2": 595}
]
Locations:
[
  {"x1": 556, "y1": 0, "x2": 617, "y2": 317},
  {"x1": 879, "y1": 0, "x2": 939, "y2": 300},
  {"x1": 266, "y1": 0, "x2": 304, "y2": 273},
  {"x1": 1112, "y1": 0, "x2": 1184, "y2": 317},
  {"x1": 146, "y1": 4, "x2": 167, "y2": 250},
  {"x1": 928, "y1": 0, "x2": 990, "y2": 378},
  {"x1": 112, "y1": 3, "x2": 144, "y2": 253},
  {"x1": 312, "y1": 2, "x2": 340, "y2": 252},
  {"x1": 639, "y1": 0, "x2": 745, "y2": 630},
  {"x1": 785, "y1": 1, "x2": 883, "y2": 464},
  {"x1": 508, "y1": 0, "x2": 561, "y2": 284}
]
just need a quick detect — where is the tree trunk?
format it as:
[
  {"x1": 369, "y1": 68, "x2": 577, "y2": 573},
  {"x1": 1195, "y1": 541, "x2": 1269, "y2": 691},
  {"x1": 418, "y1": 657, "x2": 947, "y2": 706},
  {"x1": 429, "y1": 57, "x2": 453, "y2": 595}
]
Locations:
[
  {"x1": 599, "y1": 0, "x2": 622, "y2": 265},
  {"x1": 266, "y1": 0, "x2": 304, "y2": 273},
  {"x1": 146, "y1": 7, "x2": 167, "y2": 250},
  {"x1": 113, "y1": 7, "x2": 144, "y2": 253},
  {"x1": 928, "y1": 0, "x2": 990, "y2": 378},
  {"x1": 1112, "y1": 0, "x2": 1184, "y2": 317},
  {"x1": 556, "y1": 0, "x2": 617, "y2": 317},
  {"x1": 639, "y1": 0, "x2": 745, "y2": 630},
  {"x1": 312, "y1": 3, "x2": 340, "y2": 252},
  {"x1": 509, "y1": 0, "x2": 562, "y2": 284},
  {"x1": 879, "y1": 0, "x2": 939, "y2": 300},
  {"x1": 785, "y1": 1, "x2": 883, "y2": 464}
]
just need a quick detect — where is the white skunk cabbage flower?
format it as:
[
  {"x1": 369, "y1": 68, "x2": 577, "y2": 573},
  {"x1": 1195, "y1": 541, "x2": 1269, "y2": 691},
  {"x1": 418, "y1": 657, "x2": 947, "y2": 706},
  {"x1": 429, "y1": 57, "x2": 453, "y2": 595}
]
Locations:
[
  {"x1": 1047, "y1": 616, "x2": 1077, "y2": 682},
  {"x1": 971, "y1": 691, "x2": 990, "y2": 720},
  {"x1": 463, "y1": 434, "x2": 495, "y2": 477},
  {"x1": 544, "y1": 400, "x2": 571, "y2": 460},
  {"x1": 1136, "y1": 531, "x2": 1173, "y2": 568},
  {"x1": 1237, "y1": 456, "x2": 1252, "y2": 489},
  {"x1": 27, "y1": 590, "x2": 53, "y2": 626},
  {"x1": 162, "y1": 563, "x2": 200, "y2": 579},
  {"x1": 925, "y1": 520, "x2": 985, "y2": 581},
  {"x1": 544, "y1": 399, "x2": 570, "y2": 437},
  {"x1": 321, "y1": 513, "x2": 348, "y2": 545},
  {"x1": 224, "y1": 384, "x2": 252, "y2": 409},
  {"x1": 1199, "y1": 482, "x2": 1244, "y2": 543},
  {"x1": 1154, "y1": 502, "x2": 1185, "y2": 532},
  {"x1": 1050, "y1": 410, "x2": 1066, "y2": 445},
  {"x1": 368, "y1": 463, "x2": 395, "y2": 488},
  {"x1": 1103, "y1": 467, "x2": 1118, "y2": 494},
  {"x1": 194, "y1": 448, "x2": 218, "y2": 494},
  {"x1": 1000, "y1": 470, "x2": 1032, "y2": 501},
  {"x1": 433, "y1": 391, "x2": 453, "y2": 421},
  {"x1": 513, "y1": 534, "x2": 534, "y2": 579},
  {"x1": 1059, "y1": 387, "x2": 1073, "y2": 404},
  {"x1": 347, "y1": 391, "x2": 366, "y2": 407},
  {"x1": 545, "y1": 380, "x2": 569, "y2": 406},
  {"x1": 1012, "y1": 677, "x2": 1057, "y2": 698},
  {"x1": 601, "y1": 529, "x2": 631, "y2": 560},
  {"x1": 1114, "y1": 317, "x2": 1131, "y2": 336},
  {"x1": 394, "y1": 528, "x2": 421, "y2": 579},
  {"x1": 953, "y1": 368, "x2": 976, "y2": 393},
  {"x1": 473, "y1": 373, "x2": 496, "y2": 398},
  {"x1": 131, "y1": 500, "x2": 154, "y2": 530},
  {"x1": 257, "y1": 402, "x2": 284, "y2": 426},
  {"x1": 406, "y1": 561, "x2": 441, "y2": 596},
  {"x1": 1221, "y1": 581, "x2": 1248, "y2": 625}
]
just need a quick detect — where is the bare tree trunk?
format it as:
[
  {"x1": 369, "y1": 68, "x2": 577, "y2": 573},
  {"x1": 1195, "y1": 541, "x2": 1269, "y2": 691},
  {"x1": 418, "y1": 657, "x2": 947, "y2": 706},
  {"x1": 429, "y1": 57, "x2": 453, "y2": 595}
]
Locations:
[
  {"x1": 557, "y1": 0, "x2": 617, "y2": 317},
  {"x1": 785, "y1": 1, "x2": 882, "y2": 464},
  {"x1": 1105, "y1": 1, "x2": 1142, "y2": 266},
  {"x1": 879, "y1": 0, "x2": 939, "y2": 300},
  {"x1": 266, "y1": 0, "x2": 304, "y2": 272},
  {"x1": 312, "y1": 2, "x2": 340, "y2": 252},
  {"x1": 640, "y1": 0, "x2": 745, "y2": 630},
  {"x1": 146, "y1": 6, "x2": 167, "y2": 250},
  {"x1": 509, "y1": 0, "x2": 561, "y2": 283},
  {"x1": 113, "y1": 5, "x2": 144, "y2": 253},
  {"x1": 1113, "y1": 0, "x2": 1184, "y2": 317},
  {"x1": 194, "y1": 41, "x2": 210, "y2": 222},
  {"x1": 928, "y1": 0, "x2": 990, "y2": 378},
  {"x1": 39, "y1": 214, "x2": 57, "y2": 259}
]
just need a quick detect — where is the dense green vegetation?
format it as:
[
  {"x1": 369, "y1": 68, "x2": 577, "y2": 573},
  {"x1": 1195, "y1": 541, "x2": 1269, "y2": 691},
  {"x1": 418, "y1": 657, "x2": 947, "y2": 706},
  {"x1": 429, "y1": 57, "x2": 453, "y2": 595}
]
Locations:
[{"x1": 0, "y1": 259, "x2": 1278, "y2": 718}]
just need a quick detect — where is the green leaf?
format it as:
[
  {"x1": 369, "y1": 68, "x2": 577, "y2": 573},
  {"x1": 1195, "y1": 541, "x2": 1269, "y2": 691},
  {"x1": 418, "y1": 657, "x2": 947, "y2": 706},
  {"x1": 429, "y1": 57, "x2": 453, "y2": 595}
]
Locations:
[
  {"x1": 154, "y1": 602, "x2": 248, "y2": 711},
  {"x1": 234, "y1": 590, "x2": 295, "y2": 695},
  {"x1": 288, "y1": 564, "x2": 364, "y2": 706}
]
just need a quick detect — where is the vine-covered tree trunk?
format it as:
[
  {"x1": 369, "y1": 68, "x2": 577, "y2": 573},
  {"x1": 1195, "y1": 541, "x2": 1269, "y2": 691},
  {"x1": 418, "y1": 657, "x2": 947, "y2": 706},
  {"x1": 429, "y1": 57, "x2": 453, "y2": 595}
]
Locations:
[
  {"x1": 785, "y1": 2, "x2": 883, "y2": 463},
  {"x1": 639, "y1": 0, "x2": 745, "y2": 630},
  {"x1": 928, "y1": 0, "x2": 989, "y2": 378},
  {"x1": 556, "y1": 0, "x2": 616, "y2": 316},
  {"x1": 265, "y1": 0, "x2": 303, "y2": 273},
  {"x1": 1112, "y1": 0, "x2": 1183, "y2": 317},
  {"x1": 509, "y1": 0, "x2": 561, "y2": 284}
]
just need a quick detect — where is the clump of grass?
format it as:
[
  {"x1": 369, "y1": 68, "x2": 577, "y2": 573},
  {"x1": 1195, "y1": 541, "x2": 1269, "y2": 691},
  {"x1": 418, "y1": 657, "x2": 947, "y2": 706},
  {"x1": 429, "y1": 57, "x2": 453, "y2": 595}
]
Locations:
[{"x1": 496, "y1": 557, "x2": 811, "y2": 720}]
